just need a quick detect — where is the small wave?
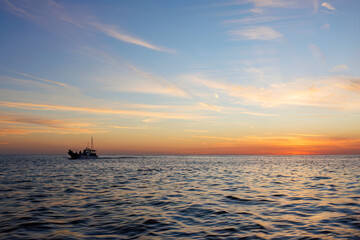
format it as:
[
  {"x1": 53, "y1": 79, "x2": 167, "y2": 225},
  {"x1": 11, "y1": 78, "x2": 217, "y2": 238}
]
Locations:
[
  {"x1": 1, "y1": 154, "x2": 359, "y2": 239},
  {"x1": 0, "y1": 188, "x2": 13, "y2": 192},
  {"x1": 272, "y1": 194, "x2": 286, "y2": 197},
  {"x1": 137, "y1": 168, "x2": 162, "y2": 172},
  {"x1": 213, "y1": 227, "x2": 238, "y2": 233},
  {"x1": 149, "y1": 200, "x2": 172, "y2": 207},
  {"x1": 17, "y1": 221, "x2": 52, "y2": 230},
  {"x1": 214, "y1": 210, "x2": 228, "y2": 215},
  {"x1": 237, "y1": 212, "x2": 253, "y2": 216},
  {"x1": 113, "y1": 223, "x2": 147, "y2": 237},
  {"x1": 64, "y1": 187, "x2": 82, "y2": 193},
  {"x1": 142, "y1": 218, "x2": 170, "y2": 229},
  {"x1": 239, "y1": 223, "x2": 267, "y2": 231},
  {"x1": 312, "y1": 176, "x2": 331, "y2": 180},
  {"x1": 179, "y1": 205, "x2": 218, "y2": 218},
  {"x1": 336, "y1": 217, "x2": 360, "y2": 229},
  {"x1": 67, "y1": 218, "x2": 89, "y2": 225},
  {"x1": 225, "y1": 195, "x2": 274, "y2": 205}
]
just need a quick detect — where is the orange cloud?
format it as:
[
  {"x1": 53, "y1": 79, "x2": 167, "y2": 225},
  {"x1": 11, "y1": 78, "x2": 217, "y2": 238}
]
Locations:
[
  {"x1": 187, "y1": 75, "x2": 360, "y2": 109},
  {"x1": 0, "y1": 114, "x2": 106, "y2": 136},
  {"x1": 0, "y1": 115, "x2": 71, "y2": 128},
  {"x1": 110, "y1": 126, "x2": 148, "y2": 130},
  {"x1": 0, "y1": 126, "x2": 106, "y2": 135},
  {"x1": 0, "y1": 101, "x2": 208, "y2": 121}
]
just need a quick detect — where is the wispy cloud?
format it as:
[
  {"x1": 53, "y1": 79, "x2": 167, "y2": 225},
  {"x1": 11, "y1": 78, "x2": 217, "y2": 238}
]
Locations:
[
  {"x1": 187, "y1": 74, "x2": 360, "y2": 110},
  {"x1": 321, "y1": 2, "x2": 336, "y2": 11},
  {"x1": 110, "y1": 126, "x2": 148, "y2": 130},
  {"x1": 0, "y1": 115, "x2": 70, "y2": 128},
  {"x1": 331, "y1": 64, "x2": 349, "y2": 72},
  {"x1": 0, "y1": 73, "x2": 93, "y2": 108},
  {"x1": 91, "y1": 22, "x2": 175, "y2": 53},
  {"x1": 308, "y1": 43, "x2": 325, "y2": 62},
  {"x1": 0, "y1": 0, "x2": 174, "y2": 53},
  {"x1": 0, "y1": 127, "x2": 106, "y2": 135},
  {"x1": 220, "y1": 0, "x2": 298, "y2": 8},
  {"x1": 185, "y1": 129, "x2": 208, "y2": 133},
  {"x1": 75, "y1": 46, "x2": 188, "y2": 97},
  {"x1": 109, "y1": 59, "x2": 188, "y2": 97},
  {"x1": 250, "y1": 0, "x2": 298, "y2": 8},
  {"x1": 229, "y1": 26, "x2": 282, "y2": 40},
  {"x1": 321, "y1": 23, "x2": 330, "y2": 30},
  {"x1": 0, "y1": 101, "x2": 209, "y2": 121},
  {"x1": 0, "y1": 113, "x2": 106, "y2": 135},
  {"x1": 201, "y1": 102, "x2": 222, "y2": 112},
  {"x1": 97, "y1": 75, "x2": 189, "y2": 98},
  {"x1": 142, "y1": 118, "x2": 162, "y2": 123},
  {"x1": 223, "y1": 16, "x2": 280, "y2": 25},
  {"x1": 7, "y1": 70, "x2": 78, "y2": 91},
  {"x1": 312, "y1": 0, "x2": 319, "y2": 14},
  {"x1": 218, "y1": 0, "x2": 321, "y2": 44},
  {"x1": 336, "y1": 79, "x2": 360, "y2": 93},
  {"x1": 239, "y1": 111, "x2": 275, "y2": 116}
]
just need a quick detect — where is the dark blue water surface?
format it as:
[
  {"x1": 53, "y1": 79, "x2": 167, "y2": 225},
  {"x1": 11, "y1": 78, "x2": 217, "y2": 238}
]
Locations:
[{"x1": 0, "y1": 155, "x2": 360, "y2": 239}]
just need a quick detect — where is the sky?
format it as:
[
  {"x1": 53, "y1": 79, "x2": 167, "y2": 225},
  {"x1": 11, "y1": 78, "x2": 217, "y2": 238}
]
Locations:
[{"x1": 0, "y1": 0, "x2": 359, "y2": 155}]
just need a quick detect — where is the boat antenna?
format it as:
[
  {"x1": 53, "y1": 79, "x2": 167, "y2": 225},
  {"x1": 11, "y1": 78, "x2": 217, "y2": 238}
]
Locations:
[{"x1": 91, "y1": 136, "x2": 93, "y2": 149}]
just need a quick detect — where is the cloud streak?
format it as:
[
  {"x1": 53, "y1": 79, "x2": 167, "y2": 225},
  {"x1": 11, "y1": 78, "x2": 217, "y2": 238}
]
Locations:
[
  {"x1": 0, "y1": 113, "x2": 107, "y2": 135},
  {"x1": 219, "y1": 0, "x2": 298, "y2": 8},
  {"x1": 7, "y1": 70, "x2": 78, "y2": 91},
  {"x1": 110, "y1": 126, "x2": 149, "y2": 130},
  {"x1": 321, "y1": 2, "x2": 336, "y2": 11},
  {"x1": 91, "y1": 23, "x2": 175, "y2": 53},
  {"x1": 251, "y1": 0, "x2": 298, "y2": 8},
  {"x1": 187, "y1": 75, "x2": 360, "y2": 110},
  {"x1": 331, "y1": 64, "x2": 349, "y2": 72},
  {"x1": 308, "y1": 43, "x2": 325, "y2": 62},
  {"x1": 0, "y1": 101, "x2": 209, "y2": 121},
  {"x1": 0, "y1": 0, "x2": 174, "y2": 53},
  {"x1": 0, "y1": 127, "x2": 106, "y2": 135},
  {"x1": 229, "y1": 26, "x2": 282, "y2": 40},
  {"x1": 75, "y1": 46, "x2": 187, "y2": 97},
  {"x1": 223, "y1": 16, "x2": 280, "y2": 25},
  {"x1": 321, "y1": 23, "x2": 330, "y2": 30}
]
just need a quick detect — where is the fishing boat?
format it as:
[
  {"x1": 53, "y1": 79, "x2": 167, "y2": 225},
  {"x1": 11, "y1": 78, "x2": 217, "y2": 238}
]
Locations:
[{"x1": 68, "y1": 137, "x2": 98, "y2": 159}]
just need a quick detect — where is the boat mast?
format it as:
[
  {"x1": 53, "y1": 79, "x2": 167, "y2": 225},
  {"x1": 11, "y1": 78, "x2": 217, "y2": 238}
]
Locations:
[{"x1": 91, "y1": 136, "x2": 93, "y2": 149}]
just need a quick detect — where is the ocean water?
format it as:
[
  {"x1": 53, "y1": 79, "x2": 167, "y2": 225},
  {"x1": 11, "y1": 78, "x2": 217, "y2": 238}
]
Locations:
[{"x1": 0, "y1": 155, "x2": 359, "y2": 239}]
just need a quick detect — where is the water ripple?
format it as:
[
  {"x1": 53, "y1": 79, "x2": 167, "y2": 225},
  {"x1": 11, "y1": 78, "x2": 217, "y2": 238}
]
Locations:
[{"x1": 0, "y1": 155, "x2": 360, "y2": 239}]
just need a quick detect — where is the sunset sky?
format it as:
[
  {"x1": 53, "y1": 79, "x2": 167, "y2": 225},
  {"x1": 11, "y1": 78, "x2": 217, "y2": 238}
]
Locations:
[{"x1": 0, "y1": 0, "x2": 359, "y2": 155}]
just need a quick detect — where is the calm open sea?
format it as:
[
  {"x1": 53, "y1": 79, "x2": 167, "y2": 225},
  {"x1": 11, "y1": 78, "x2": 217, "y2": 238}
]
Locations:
[{"x1": 0, "y1": 155, "x2": 359, "y2": 239}]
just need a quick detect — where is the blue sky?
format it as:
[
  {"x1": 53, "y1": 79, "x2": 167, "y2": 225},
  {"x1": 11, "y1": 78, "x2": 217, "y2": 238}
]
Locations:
[{"x1": 0, "y1": 0, "x2": 359, "y2": 154}]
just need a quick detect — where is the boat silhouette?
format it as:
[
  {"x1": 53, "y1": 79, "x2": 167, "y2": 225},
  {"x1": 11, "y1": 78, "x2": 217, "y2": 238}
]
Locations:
[{"x1": 68, "y1": 137, "x2": 98, "y2": 159}]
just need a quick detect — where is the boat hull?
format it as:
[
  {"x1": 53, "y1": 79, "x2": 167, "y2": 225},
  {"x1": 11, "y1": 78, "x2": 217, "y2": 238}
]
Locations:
[
  {"x1": 69, "y1": 155, "x2": 98, "y2": 159},
  {"x1": 68, "y1": 150, "x2": 98, "y2": 159}
]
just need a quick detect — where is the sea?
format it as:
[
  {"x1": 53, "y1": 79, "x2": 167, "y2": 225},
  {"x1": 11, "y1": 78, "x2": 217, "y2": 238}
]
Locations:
[{"x1": 0, "y1": 155, "x2": 359, "y2": 239}]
